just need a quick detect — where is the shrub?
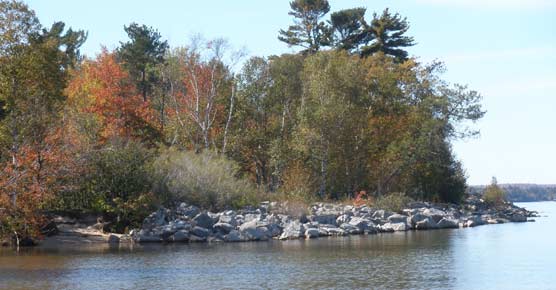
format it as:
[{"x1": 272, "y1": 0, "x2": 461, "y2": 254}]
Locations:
[
  {"x1": 483, "y1": 177, "x2": 506, "y2": 206},
  {"x1": 373, "y1": 192, "x2": 411, "y2": 212},
  {"x1": 279, "y1": 160, "x2": 318, "y2": 203},
  {"x1": 152, "y1": 148, "x2": 257, "y2": 210}
]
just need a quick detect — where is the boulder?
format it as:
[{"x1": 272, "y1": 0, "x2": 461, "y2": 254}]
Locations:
[
  {"x1": 340, "y1": 223, "x2": 362, "y2": 235},
  {"x1": 171, "y1": 230, "x2": 190, "y2": 242},
  {"x1": 436, "y1": 218, "x2": 459, "y2": 229},
  {"x1": 509, "y1": 213, "x2": 527, "y2": 223},
  {"x1": 310, "y1": 214, "x2": 338, "y2": 226},
  {"x1": 107, "y1": 234, "x2": 120, "y2": 244},
  {"x1": 415, "y1": 217, "x2": 435, "y2": 230},
  {"x1": 279, "y1": 221, "x2": 305, "y2": 240},
  {"x1": 381, "y1": 222, "x2": 408, "y2": 232},
  {"x1": 218, "y1": 214, "x2": 238, "y2": 227},
  {"x1": 177, "y1": 205, "x2": 200, "y2": 219},
  {"x1": 225, "y1": 230, "x2": 244, "y2": 242},
  {"x1": 319, "y1": 225, "x2": 346, "y2": 236},
  {"x1": 348, "y1": 217, "x2": 371, "y2": 232},
  {"x1": 388, "y1": 214, "x2": 408, "y2": 224},
  {"x1": 135, "y1": 230, "x2": 163, "y2": 243},
  {"x1": 191, "y1": 226, "x2": 210, "y2": 238},
  {"x1": 305, "y1": 228, "x2": 320, "y2": 239},
  {"x1": 193, "y1": 212, "x2": 217, "y2": 229},
  {"x1": 372, "y1": 210, "x2": 394, "y2": 220},
  {"x1": 336, "y1": 214, "x2": 351, "y2": 225},
  {"x1": 465, "y1": 216, "x2": 485, "y2": 227},
  {"x1": 239, "y1": 220, "x2": 270, "y2": 241},
  {"x1": 213, "y1": 222, "x2": 234, "y2": 234},
  {"x1": 422, "y1": 208, "x2": 447, "y2": 223}
]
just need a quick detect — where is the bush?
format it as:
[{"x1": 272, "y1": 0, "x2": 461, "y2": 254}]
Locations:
[
  {"x1": 373, "y1": 192, "x2": 411, "y2": 212},
  {"x1": 483, "y1": 177, "x2": 506, "y2": 206},
  {"x1": 152, "y1": 149, "x2": 258, "y2": 210}
]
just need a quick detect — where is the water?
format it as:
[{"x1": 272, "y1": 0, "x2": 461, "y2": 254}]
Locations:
[{"x1": 1, "y1": 202, "x2": 554, "y2": 290}]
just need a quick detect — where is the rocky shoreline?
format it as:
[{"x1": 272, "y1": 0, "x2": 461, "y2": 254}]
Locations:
[{"x1": 37, "y1": 195, "x2": 537, "y2": 246}]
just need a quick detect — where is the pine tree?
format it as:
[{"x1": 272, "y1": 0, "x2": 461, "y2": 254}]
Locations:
[
  {"x1": 329, "y1": 7, "x2": 366, "y2": 52},
  {"x1": 118, "y1": 23, "x2": 168, "y2": 102},
  {"x1": 360, "y1": 8, "x2": 415, "y2": 61},
  {"x1": 278, "y1": 0, "x2": 331, "y2": 54}
]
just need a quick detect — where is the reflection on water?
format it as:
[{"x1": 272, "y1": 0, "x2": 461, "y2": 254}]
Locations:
[{"x1": 1, "y1": 202, "x2": 554, "y2": 290}]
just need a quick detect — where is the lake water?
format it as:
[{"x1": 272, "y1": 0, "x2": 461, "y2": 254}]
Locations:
[{"x1": 0, "y1": 202, "x2": 554, "y2": 290}]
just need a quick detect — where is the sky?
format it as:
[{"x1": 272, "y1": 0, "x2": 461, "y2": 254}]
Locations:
[{"x1": 26, "y1": 0, "x2": 556, "y2": 185}]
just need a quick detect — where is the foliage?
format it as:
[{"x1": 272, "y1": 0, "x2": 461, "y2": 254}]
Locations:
[
  {"x1": 0, "y1": 0, "x2": 489, "y2": 242},
  {"x1": 152, "y1": 148, "x2": 257, "y2": 210},
  {"x1": 118, "y1": 23, "x2": 168, "y2": 102},
  {"x1": 483, "y1": 177, "x2": 506, "y2": 206},
  {"x1": 373, "y1": 192, "x2": 412, "y2": 213},
  {"x1": 278, "y1": 0, "x2": 331, "y2": 54}
]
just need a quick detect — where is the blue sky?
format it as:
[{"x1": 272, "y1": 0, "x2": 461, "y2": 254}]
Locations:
[{"x1": 27, "y1": 0, "x2": 556, "y2": 185}]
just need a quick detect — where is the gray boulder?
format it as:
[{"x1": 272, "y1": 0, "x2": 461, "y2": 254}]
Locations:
[
  {"x1": 171, "y1": 230, "x2": 190, "y2": 242},
  {"x1": 213, "y1": 222, "x2": 234, "y2": 234},
  {"x1": 388, "y1": 214, "x2": 408, "y2": 224},
  {"x1": 193, "y1": 212, "x2": 217, "y2": 229},
  {"x1": 305, "y1": 228, "x2": 320, "y2": 239},
  {"x1": 423, "y1": 208, "x2": 447, "y2": 223},
  {"x1": 348, "y1": 217, "x2": 371, "y2": 232},
  {"x1": 191, "y1": 226, "x2": 210, "y2": 238},
  {"x1": 415, "y1": 217, "x2": 435, "y2": 230},
  {"x1": 436, "y1": 218, "x2": 459, "y2": 229},
  {"x1": 310, "y1": 214, "x2": 338, "y2": 226},
  {"x1": 225, "y1": 230, "x2": 244, "y2": 242},
  {"x1": 381, "y1": 222, "x2": 408, "y2": 232},
  {"x1": 239, "y1": 220, "x2": 270, "y2": 241},
  {"x1": 178, "y1": 205, "x2": 200, "y2": 219},
  {"x1": 279, "y1": 221, "x2": 305, "y2": 240},
  {"x1": 340, "y1": 223, "x2": 362, "y2": 234}
]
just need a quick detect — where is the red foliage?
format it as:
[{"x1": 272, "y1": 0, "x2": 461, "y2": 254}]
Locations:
[{"x1": 66, "y1": 50, "x2": 159, "y2": 143}]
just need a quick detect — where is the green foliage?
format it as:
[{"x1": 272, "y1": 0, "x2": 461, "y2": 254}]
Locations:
[
  {"x1": 483, "y1": 177, "x2": 506, "y2": 206},
  {"x1": 80, "y1": 138, "x2": 156, "y2": 232},
  {"x1": 118, "y1": 22, "x2": 168, "y2": 101},
  {"x1": 373, "y1": 192, "x2": 412, "y2": 213},
  {"x1": 152, "y1": 148, "x2": 258, "y2": 210},
  {"x1": 360, "y1": 8, "x2": 415, "y2": 61},
  {"x1": 329, "y1": 7, "x2": 366, "y2": 51},
  {"x1": 278, "y1": 0, "x2": 331, "y2": 54}
]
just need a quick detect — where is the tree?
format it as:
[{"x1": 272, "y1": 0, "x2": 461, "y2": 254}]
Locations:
[
  {"x1": 360, "y1": 8, "x2": 415, "y2": 61},
  {"x1": 66, "y1": 50, "x2": 159, "y2": 143},
  {"x1": 329, "y1": 7, "x2": 367, "y2": 52},
  {"x1": 278, "y1": 0, "x2": 331, "y2": 54},
  {"x1": 118, "y1": 23, "x2": 168, "y2": 102},
  {"x1": 165, "y1": 37, "x2": 242, "y2": 152},
  {"x1": 483, "y1": 177, "x2": 506, "y2": 206}
]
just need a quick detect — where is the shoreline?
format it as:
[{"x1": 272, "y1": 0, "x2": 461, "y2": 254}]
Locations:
[{"x1": 30, "y1": 195, "x2": 538, "y2": 248}]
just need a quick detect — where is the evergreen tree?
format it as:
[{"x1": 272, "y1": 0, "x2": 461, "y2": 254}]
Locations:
[
  {"x1": 118, "y1": 23, "x2": 168, "y2": 102},
  {"x1": 360, "y1": 8, "x2": 415, "y2": 61},
  {"x1": 329, "y1": 7, "x2": 366, "y2": 52},
  {"x1": 278, "y1": 0, "x2": 331, "y2": 54}
]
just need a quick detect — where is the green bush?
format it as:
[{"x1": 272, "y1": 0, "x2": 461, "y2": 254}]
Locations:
[
  {"x1": 373, "y1": 192, "x2": 412, "y2": 212},
  {"x1": 152, "y1": 149, "x2": 258, "y2": 210},
  {"x1": 483, "y1": 177, "x2": 506, "y2": 206}
]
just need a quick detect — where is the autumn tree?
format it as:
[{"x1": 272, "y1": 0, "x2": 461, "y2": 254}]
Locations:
[
  {"x1": 66, "y1": 50, "x2": 159, "y2": 143},
  {"x1": 165, "y1": 37, "x2": 242, "y2": 152}
]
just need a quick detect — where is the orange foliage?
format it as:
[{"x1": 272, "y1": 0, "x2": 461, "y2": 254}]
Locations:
[{"x1": 66, "y1": 50, "x2": 159, "y2": 143}]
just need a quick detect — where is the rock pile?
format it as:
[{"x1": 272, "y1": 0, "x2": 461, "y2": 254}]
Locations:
[{"x1": 132, "y1": 195, "x2": 536, "y2": 243}]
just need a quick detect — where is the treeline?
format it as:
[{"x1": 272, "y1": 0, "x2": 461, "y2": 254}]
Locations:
[
  {"x1": 470, "y1": 184, "x2": 556, "y2": 202},
  {"x1": 0, "y1": 0, "x2": 484, "y2": 239}
]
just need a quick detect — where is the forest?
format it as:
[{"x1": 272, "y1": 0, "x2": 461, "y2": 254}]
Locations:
[{"x1": 0, "y1": 0, "x2": 484, "y2": 239}]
